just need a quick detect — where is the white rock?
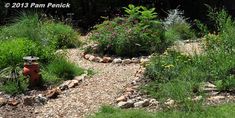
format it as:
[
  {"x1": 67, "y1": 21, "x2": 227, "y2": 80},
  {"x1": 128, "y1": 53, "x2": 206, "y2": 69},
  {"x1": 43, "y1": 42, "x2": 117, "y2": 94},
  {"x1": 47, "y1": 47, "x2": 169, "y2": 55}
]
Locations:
[
  {"x1": 84, "y1": 54, "x2": 92, "y2": 59},
  {"x1": 88, "y1": 55, "x2": 96, "y2": 61},
  {"x1": 204, "y1": 82, "x2": 217, "y2": 88},
  {"x1": 165, "y1": 99, "x2": 175, "y2": 106},
  {"x1": 131, "y1": 58, "x2": 140, "y2": 63},
  {"x1": 149, "y1": 99, "x2": 159, "y2": 105},
  {"x1": 113, "y1": 58, "x2": 122, "y2": 63},
  {"x1": 118, "y1": 101, "x2": 134, "y2": 108},
  {"x1": 134, "y1": 99, "x2": 149, "y2": 107},
  {"x1": 116, "y1": 96, "x2": 127, "y2": 102}
]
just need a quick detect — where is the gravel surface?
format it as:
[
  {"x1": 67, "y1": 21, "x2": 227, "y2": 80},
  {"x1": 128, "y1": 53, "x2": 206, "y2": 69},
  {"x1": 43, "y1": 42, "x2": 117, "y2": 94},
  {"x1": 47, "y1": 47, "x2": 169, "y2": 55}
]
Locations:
[{"x1": 34, "y1": 49, "x2": 141, "y2": 118}]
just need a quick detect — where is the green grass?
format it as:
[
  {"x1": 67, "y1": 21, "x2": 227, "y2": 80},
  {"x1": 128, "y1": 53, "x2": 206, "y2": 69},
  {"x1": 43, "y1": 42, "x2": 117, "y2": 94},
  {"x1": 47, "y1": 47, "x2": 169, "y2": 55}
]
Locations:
[
  {"x1": 0, "y1": 12, "x2": 80, "y2": 49},
  {"x1": 0, "y1": 38, "x2": 55, "y2": 69},
  {"x1": 92, "y1": 104, "x2": 235, "y2": 118},
  {"x1": 0, "y1": 77, "x2": 28, "y2": 95},
  {"x1": 45, "y1": 58, "x2": 84, "y2": 81}
]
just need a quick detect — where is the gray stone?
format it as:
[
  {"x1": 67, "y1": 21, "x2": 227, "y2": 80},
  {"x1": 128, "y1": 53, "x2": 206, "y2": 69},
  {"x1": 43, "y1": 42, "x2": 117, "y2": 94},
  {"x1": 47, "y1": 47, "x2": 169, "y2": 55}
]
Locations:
[{"x1": 35, "y1": 94, "x2": 47, "y2": 105}]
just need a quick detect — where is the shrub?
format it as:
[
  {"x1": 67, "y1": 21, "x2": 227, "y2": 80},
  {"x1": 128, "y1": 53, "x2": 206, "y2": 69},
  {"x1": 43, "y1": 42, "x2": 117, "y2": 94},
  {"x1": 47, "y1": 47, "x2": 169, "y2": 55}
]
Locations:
[
  {"x1": 41, "y1": 70, "x2": 62, "y2": 86},
  {"x1": 90, "y1": 5, "x2": 167, "y2": 57},
  {"x1": 0, "y1": 13, "x2": 80, "y2": 49},
  {"x1": 46, "y1": 58, "x2": 84, "y2": 80},
  {"x1": 164, "y1": 9, "x2": 195, "y2": 41},
  {"x1": 0, "y1": 38, "x2": 55, "y2": 69},
  {"x1": 42, "y1": 21, "x2": 81, "y2": 49},
  {"x1": 0, "y1": 77, "x2": 28, "y2": 95},
  {"x1": 144, "y1": 49, "x2": 235, "y2": 102}
]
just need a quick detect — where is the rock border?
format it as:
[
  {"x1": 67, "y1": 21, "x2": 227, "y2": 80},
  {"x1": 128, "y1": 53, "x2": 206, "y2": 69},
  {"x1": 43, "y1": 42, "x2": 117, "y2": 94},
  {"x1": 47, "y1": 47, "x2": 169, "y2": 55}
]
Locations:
[
  {"x1": 81, "y1": 52, "x2": 152, "y2": 64},
  {"x1": 0, "y1": 73, "x2": 88, "y2": 107}
]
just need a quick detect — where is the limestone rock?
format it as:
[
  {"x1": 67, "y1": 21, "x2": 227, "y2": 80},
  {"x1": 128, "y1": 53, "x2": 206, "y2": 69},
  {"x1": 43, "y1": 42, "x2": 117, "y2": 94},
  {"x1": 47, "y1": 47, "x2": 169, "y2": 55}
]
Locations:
[
  {"x1": 134, "y1": 99, "x2": 150, "y2": 107},
  {"x1": 8, "y1": 99, "x2": 19, "y2": 106},
  {"x1": 113, "y1": 58, "x2": 122, "y2": 63},
  {"x1": 102, "y1": 57, "x2": 112, "y2": 63},
  {"x1": 0, "y1": 97, "x2": 7, "y2": 106},
  {"x1": 59, "y1": 81, "x2": 71, "y2": 91},
  {"x1": 45, "y1": 88, "x2": 60, "y2": 99},
  {"x1": 88, "y1": 55, "x2": 96, "y2": 61},
  {"x1": 131, "y1": 58, "x2": 140, "y2": 63},
  {"x1": 118, "y1": 100, "x2": 134, "y2": 108},
  {"x1": 84, "y1": 54, "x2": 92, "y2": 59},
  {"x1": 116, "y1": 96, "x2": 127, "y2": 102},
  {"x1": 94, "y1": 57, "x2": 103, "y2": 62},
  {"x1": 68, "y1": 80, "x2": 79, "y2": 88},
  {"x1": 164, "y1": 99, "x2": 175, "y2": 107}
]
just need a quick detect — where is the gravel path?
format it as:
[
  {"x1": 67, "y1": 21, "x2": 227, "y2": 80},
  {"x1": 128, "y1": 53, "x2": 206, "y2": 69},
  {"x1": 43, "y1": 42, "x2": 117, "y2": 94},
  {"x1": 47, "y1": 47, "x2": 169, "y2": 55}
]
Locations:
[{"x1": 34, "y1": 49, "x2": 141, "y2": 118}]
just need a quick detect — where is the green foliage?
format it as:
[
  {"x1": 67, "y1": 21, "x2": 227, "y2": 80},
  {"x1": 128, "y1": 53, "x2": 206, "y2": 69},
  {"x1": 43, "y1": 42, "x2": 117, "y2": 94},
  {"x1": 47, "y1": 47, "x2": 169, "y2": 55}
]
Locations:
[
  {"x1": 46, "y1": 58, "x2": 84, "y2": 80},
  {"x1": 91, "y1": 106, "x2": 155, "y2": 118},
  {"x1": 144, "y1": 50, "x2": 234, "y2": 100},
  {"x1": 90, "y1": 5, "x2": 167, "y2": 57},
  {"x1": 0, "y1": 77, "x2": 28, "y2": 95},
  {"x1": 92, "y1": 104, "x2": 235, "y2": 118},
  {"x1": 207, "y1": 9, "x2": 235, "y2": 51},
  {"x1": 42, "y1": 21, "x2": 81, "y2": 49},
  {"x1": 41, "y1": 70, "x2": 62, "y2": 86},
  {"x1": 0, "y1": 38, "x2": 55, "y2": 69},
  {"x1": 0, "y1": 13, "x2": 80, "y2": 49},
  {"x1": 164, "y1": 9, "x2": 195, "y2": 40}
]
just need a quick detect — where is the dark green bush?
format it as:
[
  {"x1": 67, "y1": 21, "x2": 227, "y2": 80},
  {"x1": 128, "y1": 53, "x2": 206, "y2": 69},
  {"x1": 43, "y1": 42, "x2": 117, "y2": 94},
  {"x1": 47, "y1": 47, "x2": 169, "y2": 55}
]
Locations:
[
  {"x1": 46, "y1": 58, "x2": 84, "y2": 80},
  {"x1": 90, "y1": 5, "x2": 167, "y2": 57}
]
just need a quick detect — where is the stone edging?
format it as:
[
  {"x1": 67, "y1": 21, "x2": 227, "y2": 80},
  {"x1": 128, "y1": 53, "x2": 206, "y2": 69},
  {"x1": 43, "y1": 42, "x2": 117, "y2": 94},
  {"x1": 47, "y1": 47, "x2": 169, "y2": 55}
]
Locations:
[
  {"x1": 0, "y1": 73, "x2": 88, "y2": 107},
  {"x1": 81, "y1": 52, "x2": 151, "y2": 64}
]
